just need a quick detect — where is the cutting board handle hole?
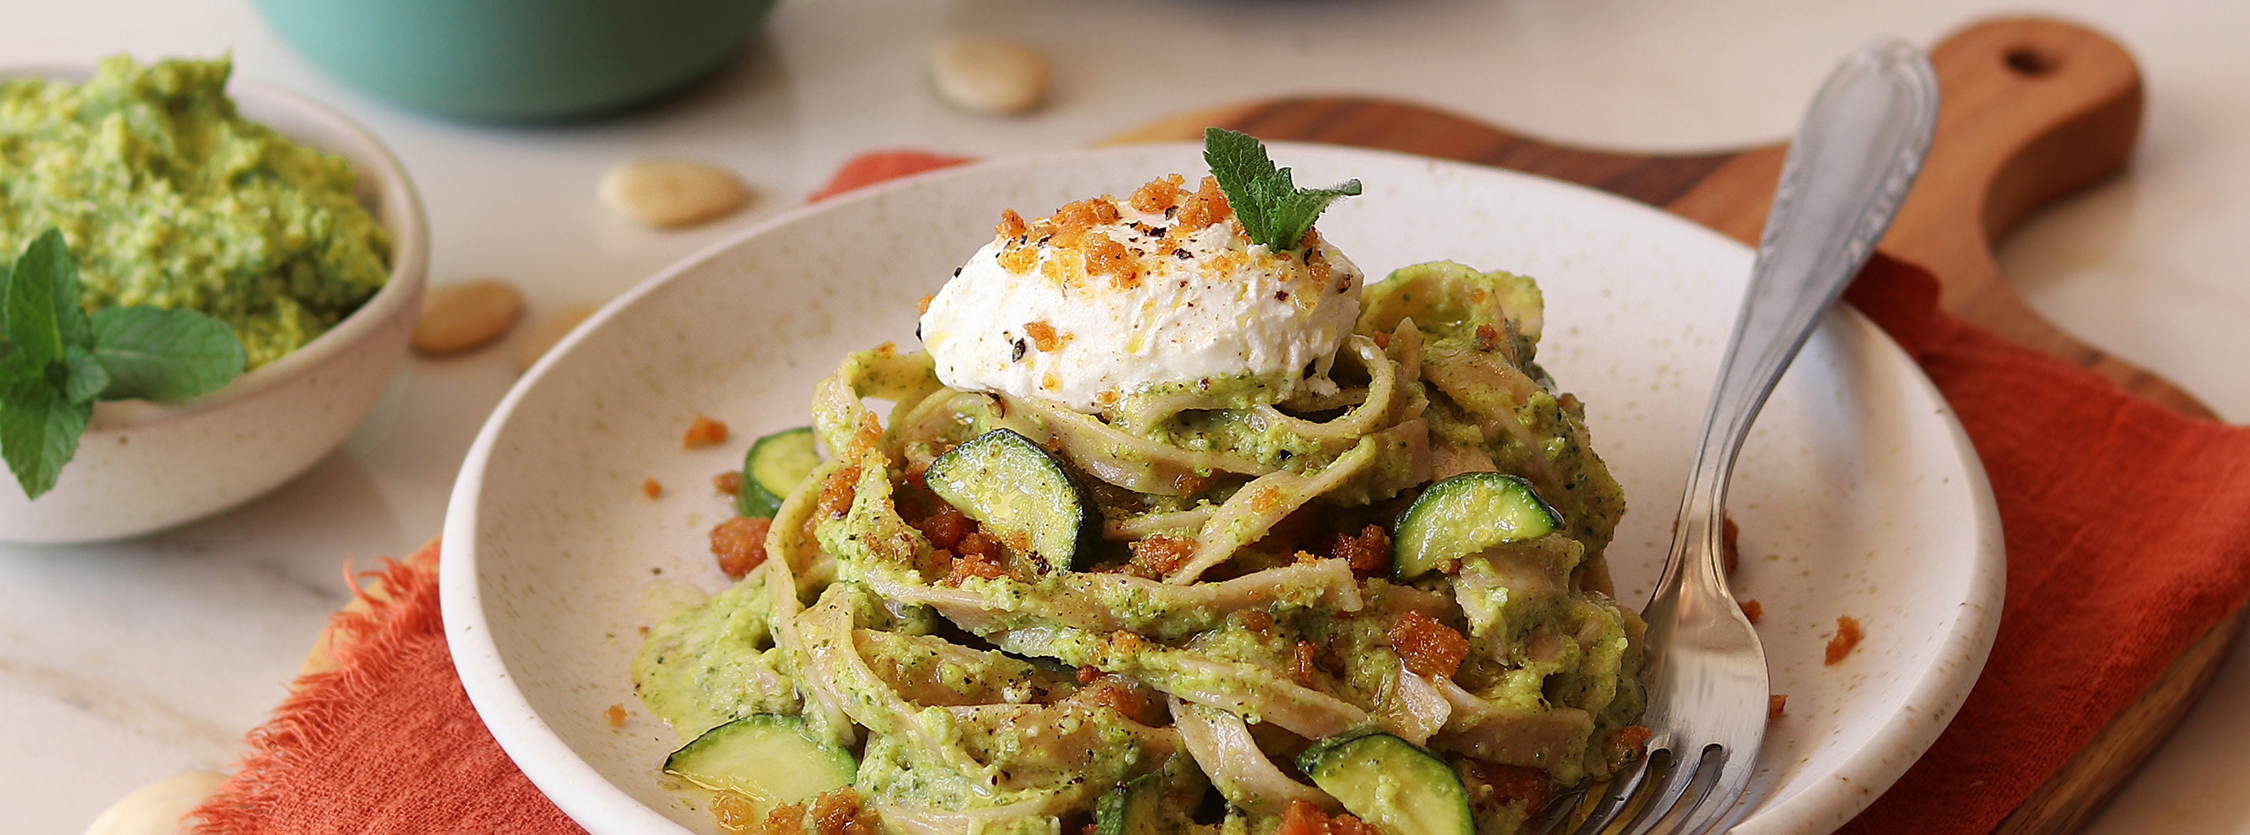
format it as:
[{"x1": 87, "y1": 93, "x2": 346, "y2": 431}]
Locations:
[{"x1": 2004, "y1": 47, "x2": 2060, "y2": 77}]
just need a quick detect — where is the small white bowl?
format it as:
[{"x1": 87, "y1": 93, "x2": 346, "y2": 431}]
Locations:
[{"x1": 0, "y1": 67, "x2": 428, "y2": 543}]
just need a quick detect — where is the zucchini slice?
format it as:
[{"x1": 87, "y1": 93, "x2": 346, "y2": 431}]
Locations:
[
  {"x1": 1391, "y1": 472, "x2": 1561, "y2": 579},
  {"x1": 1093, "y1": 772, "x2": 1168, "y2": 835},
  {"x1": 923, "y1": 428, "x2": 1099, "y2": 574},
  {"x1": 662, "y1": 714, "x2": 855, "y2": 804},
  {"x1": 738, "y1": 427, "x2": 820, "y2": 518},
  {"x1": 1297, "y1": 730, "x2": 1475, "y2": 835}
]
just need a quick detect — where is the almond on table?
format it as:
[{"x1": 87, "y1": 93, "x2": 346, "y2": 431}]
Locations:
[
  {"x1": 926, "y1": 35, "x2": 1050, "y2": 115},
  {"x1": 600, "y1": 159, "x2": 749, "y2": 229},
  {"x1": 414, "y1": 279, "x2": 523, "y2": 355}
]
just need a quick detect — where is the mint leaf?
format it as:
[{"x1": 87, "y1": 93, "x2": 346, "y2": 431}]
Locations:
[
  {"x1": 61, "y1": 346, "x2": 108, "y2": 405},
  {"x1": 91, "y1": 307, "x2": 247, "y2": 402},
  {"x1": 0, "y1": 352, "x2": 43, "y2": 411},
  {"x1": 1204, "y1": 127, "x2": 1280, "y2": 247},
  {"x1": 0, "y1": 260, "x2": 12, "y2": 346},
  {"x1": 0, "y1": 228, "x2": 113, "y2": 500},
  {"x1": 1268, "y1": 177, "x2": 1361, "y2": 255},
  {"x1": 7, "y1": 229, "x2": 91, "y2": 365},
  {"x1": 0, "y1": 353, "x2": 87, "y2": 500},
  {"x1": 1201, "y1": 128, "x2": 1360, "y2": 252}
]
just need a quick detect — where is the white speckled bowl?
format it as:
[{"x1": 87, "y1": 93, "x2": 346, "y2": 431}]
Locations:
[
  {"x1": 444, "y1": 145, "x2": 2003, "y2": 834},
  {"x1": 0, "y1": 67, "x2": 427, "y2": 543}
]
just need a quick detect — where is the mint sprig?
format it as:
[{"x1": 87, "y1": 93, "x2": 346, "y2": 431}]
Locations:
[
  {"x1": 1203, "y1": 127, "x2": 1362, "y2": 253},
  {"x1": 0, "y1": 229, "x2": 248, "y2": 499}
]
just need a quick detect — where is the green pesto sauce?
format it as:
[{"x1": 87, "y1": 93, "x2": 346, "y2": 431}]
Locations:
[
  {"x1": 0, "y1": 55, "x2": 391, "y2": 368},
  {"x1": 632, "y1": 574, "x2": 802, "y2": 741}
]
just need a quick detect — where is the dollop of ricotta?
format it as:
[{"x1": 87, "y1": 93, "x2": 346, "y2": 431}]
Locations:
[{"x1": 919, "y1": 176, "x2": 1363, "y2": 413}]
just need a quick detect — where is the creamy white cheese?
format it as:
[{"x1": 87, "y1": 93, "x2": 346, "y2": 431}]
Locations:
[{"x1": 919, "y1": 194, "x2": 1362, "y2": 413}]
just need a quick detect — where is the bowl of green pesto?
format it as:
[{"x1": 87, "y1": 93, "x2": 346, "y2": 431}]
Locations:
[{"x1": 0, "y1": 55, "x2": 428, "y2": 543}]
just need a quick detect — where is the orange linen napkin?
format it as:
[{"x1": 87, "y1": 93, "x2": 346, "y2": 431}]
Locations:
[
  {"x1": 1838, "y1": 259, "x2": 2250, "y2": 832},
  {"x1": 191, "y1": 541, "x2": 584, "y2": 833},
  {"x1": 192, "y1": 152, "x2": 2250, "y2": 835}
]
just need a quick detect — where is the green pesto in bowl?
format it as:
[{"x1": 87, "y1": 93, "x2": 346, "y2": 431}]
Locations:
[{"x1": 0, "y1": 55, "x2": 390, "y2": 368}]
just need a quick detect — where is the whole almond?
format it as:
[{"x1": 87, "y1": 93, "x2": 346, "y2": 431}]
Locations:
[
  {"x1": 514, "y1": 304, "x2": 600, "y2": 371},
  {"x1": 413, "y1": 279, "x2": 523, "y2": 355},
  {"x1": 927, "y1": 36, "x2": 1049, "y2": 116},
  {"x1": 600, "y1": 160, "x2": 749, "y2": 228},
  {"x1": 86, "y1": 770, "x2": 228, "y2": 835}
]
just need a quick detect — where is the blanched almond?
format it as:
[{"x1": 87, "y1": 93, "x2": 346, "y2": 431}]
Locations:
[
  {"x1": 927, "y1": 36, "x2": 1049, "y2": 116},
  {"x1": 600, "y1": 159, "x2": 749, "y2": 228},
  {"x1": 413, "y1": 279, "x2": 522, "y2": 355}
]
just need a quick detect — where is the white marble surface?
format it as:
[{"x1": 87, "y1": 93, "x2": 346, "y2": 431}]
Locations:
[{"x1": 2, "y1": 1, "x2": 2244, "y2": 834}]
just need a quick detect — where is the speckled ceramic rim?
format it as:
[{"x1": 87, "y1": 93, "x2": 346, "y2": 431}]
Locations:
[
  {"x1": 1734, "y1": 365, "x2": 2004, "y2": 834},
  {"x1": 0, "y1": 65, "x2": 429, "y2": 426},
  {"x1": 444, "y1": 144, "x2": 2005, "y2": 835}
]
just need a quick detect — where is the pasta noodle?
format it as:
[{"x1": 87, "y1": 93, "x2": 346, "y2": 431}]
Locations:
[{"x1": 635, "y1": 247, "x2": 1644, "y2": 833}]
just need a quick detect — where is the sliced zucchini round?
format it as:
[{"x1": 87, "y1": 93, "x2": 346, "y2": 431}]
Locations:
[
  {"x1": 738, "y1": 427, "x2": 820, "y2": 518},
  {"x1": 1297, "y1": 730, "x2": 1474, "y2": 835},
  {"x1": 1391, "y1": 472, "x2": 1561, "y2": 579},
  {"x1": 1093, "y1": 772, "x2": 1168, "y2": 835},
  {"x1": 661, "y1": 714, "x2": 855, "y2": 804},
  {"x1": 923, "y1": 428, "x2": 1099, "y2": 574}
]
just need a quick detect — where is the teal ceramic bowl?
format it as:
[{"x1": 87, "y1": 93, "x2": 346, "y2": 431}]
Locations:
[{"x1": 253, "y1": 0, "x2": 778, "y2": 121}]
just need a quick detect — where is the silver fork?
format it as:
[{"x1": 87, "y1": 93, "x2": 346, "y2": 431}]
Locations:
[{"x1": 1555, "y1": 39, "x2": 1939, "y2": 835}]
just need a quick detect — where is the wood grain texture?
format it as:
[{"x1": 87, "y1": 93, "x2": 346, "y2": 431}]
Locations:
[{"x1": 1106, "y1": 15, "x2": 2243, "y2": 834}]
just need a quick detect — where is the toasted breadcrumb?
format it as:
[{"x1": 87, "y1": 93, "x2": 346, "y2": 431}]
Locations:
[
  {"x1": 642, "y1": 478, "x2": 662, "y2": 498},
  {"x1": 1276, "y1": 800, "x2": 1373, "y2": 835},
  {"x1": 713, "y1": 471, "x2": 741, "y2": 495},
  {"x1": 603, "y1": 703, "x2": 627, "y2": 727},
  {"x1": 756, "y1": 798, "x2": 805, "y2": 832},
  {"x1": 1722, "y1": 514, "x2": 1741, "y2": 576},
  {"x1": 807, "y1": 787, "x2": 878, "y2": 835},
  {"x1": 813, "y1": 466, "x2": 859, "y2": 523},
  {"x1": 1389, "y1": 610, "x2": 1469, "y2": 679},
  {"x1": 1237, "y1": 609, "x2": 1275, "y2": 635},
  {"x1": 1076, "y1": 676, "x2": 1150, "y2": 721},
  {"x1": 711, "y1": 516, "x2": 772, "y2": 579},
  {"x1": 1606, "y1": 724, "x2": 1653, "y2": 767},
  {"x1": 1825, "y1": 615, "x2": 1862, "y2": 665},
  {"x1": 1740, "y1": 599, "x2": 1763, "y2": 624},
  {"x1": 1127, "y1": 535, "x2": 1195, "y2": 578},
  {"x1": 1172, "y1": 176, "x2": 1233, "y2": 234},
  {"x1": 1291, "y1": 641, "x2": 1320, "y2": 685},
  {"x1": 710, "y1": 790, "x2": 762, "y2": 832},
  {"x1": 683, "y1": 415, "x2": 730, "y2": 449},
  {"x1": 1329, "y1": 524, "x2": 1392, "y2": 577},
  {"x1": 1457, "y1": 758, "x2": 1555, "y2": 814},
  {"x1": 1770, "y1": 694, "x2": 1788, "y2": 718},
  {"x1": 1249, "y1": 485, "x2": 1283, "y2": 513},
  {"x1": 913, "y1": 504, "x2": 973, "y2": 552},
  {"x1": 943, "y1": 541, "x2": 1008, "y2": 584},
  {"x1": 1473, "y1": 324, "x2": 1500, "y2": 352},
  {"x1": 996, "y1": 209, "x2": 1028, "y2": 240},
  {"x1": 1129, "y1": 173, "x2": 1184, "y2": 213},
  {"x1": 1110, "y1": 630, "x2": 1149, "y2": 654}
]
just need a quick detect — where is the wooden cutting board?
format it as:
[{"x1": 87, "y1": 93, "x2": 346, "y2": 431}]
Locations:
[{"x1": 1105, "y1": 16, "x2": 2246, "y2": 835}]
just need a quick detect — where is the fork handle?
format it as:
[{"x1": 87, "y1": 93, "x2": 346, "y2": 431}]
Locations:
[{"x1": 1667, "y1": 41, "x2": 1939, "y2": 591}]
